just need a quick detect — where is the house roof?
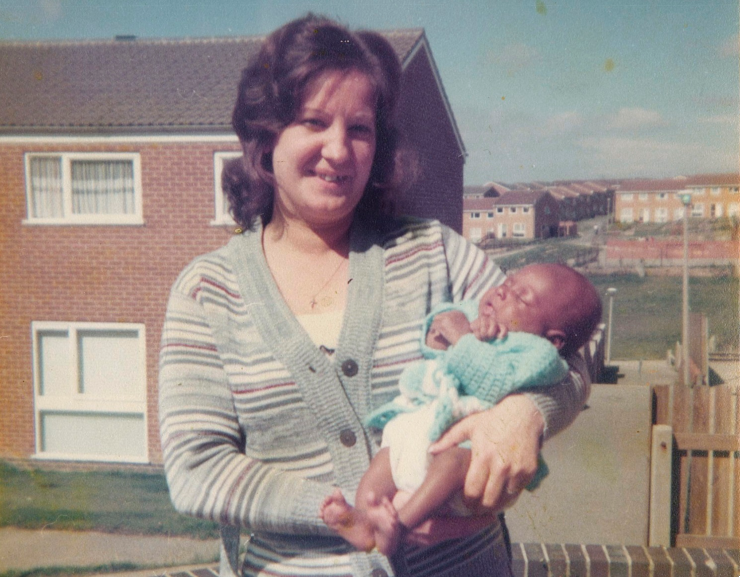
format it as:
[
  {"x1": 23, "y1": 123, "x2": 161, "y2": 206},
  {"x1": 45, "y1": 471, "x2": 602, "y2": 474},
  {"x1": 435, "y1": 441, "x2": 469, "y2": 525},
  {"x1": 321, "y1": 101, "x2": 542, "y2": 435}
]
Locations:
[
  {"x1": 463, "y1": 185, "x2": 492, "y2": 197},
  {"x1": 684, "y1": 173, "x2": 740, "y2": 187},
  {"x1": 463, "y1": 198, "x2": 496, "y2": 211},
  {"x1": 493, "y1": 190, "x2": 549, "y2": 206},
  {"x1": 0, "y1": 30, "x2": 426, "y2": 135},
  {"x1": 617, "y1": 178, "x2": 691, "y2": 192}
]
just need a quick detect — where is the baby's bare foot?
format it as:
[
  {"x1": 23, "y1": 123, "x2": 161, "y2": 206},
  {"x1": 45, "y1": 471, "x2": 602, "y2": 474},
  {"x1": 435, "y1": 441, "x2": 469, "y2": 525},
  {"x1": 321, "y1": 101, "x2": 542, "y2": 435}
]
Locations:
[
  {"x1": 320, "y1": 489, "x2": 376, "y2": 552},
  {"x1": 364, "y1": 493, "x2": 402, "y2": 556}
]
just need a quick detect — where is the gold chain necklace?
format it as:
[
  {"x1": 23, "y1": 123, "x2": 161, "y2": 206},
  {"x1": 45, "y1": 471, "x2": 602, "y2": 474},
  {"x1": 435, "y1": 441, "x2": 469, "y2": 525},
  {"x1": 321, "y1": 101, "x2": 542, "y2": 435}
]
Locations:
[{"x1": 309, "y1": 258, "x2": 347, "y2": 310}]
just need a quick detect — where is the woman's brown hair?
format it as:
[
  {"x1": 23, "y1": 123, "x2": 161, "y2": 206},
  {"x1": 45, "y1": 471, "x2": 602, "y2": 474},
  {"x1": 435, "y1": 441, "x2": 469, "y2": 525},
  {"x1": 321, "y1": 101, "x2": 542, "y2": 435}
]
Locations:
[{"x1": 224, "y1": 14, "x2": 411, "y2": 230}]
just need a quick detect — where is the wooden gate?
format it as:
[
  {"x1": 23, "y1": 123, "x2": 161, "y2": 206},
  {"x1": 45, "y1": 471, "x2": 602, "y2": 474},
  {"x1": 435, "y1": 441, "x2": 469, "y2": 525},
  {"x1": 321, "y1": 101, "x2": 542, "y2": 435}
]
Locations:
[{"x1": 653, "y1": 383, "x2": 739, "y2": 548}]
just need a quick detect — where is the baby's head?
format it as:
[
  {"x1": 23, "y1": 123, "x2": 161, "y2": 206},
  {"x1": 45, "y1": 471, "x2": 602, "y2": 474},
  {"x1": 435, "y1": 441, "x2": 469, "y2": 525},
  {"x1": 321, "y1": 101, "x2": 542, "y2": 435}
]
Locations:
[{"x1": 479, "y1": 263, "x2": 602, "y2": 356}]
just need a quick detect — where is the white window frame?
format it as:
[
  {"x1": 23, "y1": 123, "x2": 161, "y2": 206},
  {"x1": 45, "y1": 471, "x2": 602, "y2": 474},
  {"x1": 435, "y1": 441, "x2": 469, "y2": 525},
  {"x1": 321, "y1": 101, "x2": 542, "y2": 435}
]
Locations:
[
  {"x1": 730, "y1": 187, "x2": 739, "y2": 195},
  {"x1": 638, "y1": 193, "x2": 649, "y2": 201},
  {"x1": 691, "y1": 203, "x2": 704, "y2": 217},
  {"x1": 31, "y1": 321, "x2": 148, "y2": 463},
  {"x1": 655, "y1": 207, "x2": 668, "y2": 223},
  {"x1": 212, "y1": 151, "x2": 241, "y2": 226},
  {"x1": 496, "y1": 207, "x2": 504, "y2": 213},
  {"x1": 658, "y1": 193, "x2": 667, "y2": 200},
  {"x1": 620, "y1": 208, "x2": 634, "y2": 223},
  {"x1": 512, "y1": 222, "x2": 526, "y2": 237},
  {"x1": 24, "y1": 152, "x2": 143, "y2": 225},
  {"x1": 711, "y1": 187, "x2": 721, "y2": 196},
  {"x1": 510, "y1": 207, "x2": 517, "y2": 213},
  {"x1": 640, "y1": 208, "x2": 650, "y2": 222},
  {"x1": 621, "y1": 193, "x2": 634, "y2": 201},
  {"x1": 523, "y1": 207, "x2": 530, "y2": 213},
  {"x1": 728, "y1": 202, "x2": 740, "y2": 217},
  {"x1": 469, "y1": 227, "x2": 482, "y2": 242},
  {"x1": 674, "y1": 207, "x2": 685, "y2": 221},
  {"x1": 487, "y1": 212, "x2": 494, "y2": 218}
]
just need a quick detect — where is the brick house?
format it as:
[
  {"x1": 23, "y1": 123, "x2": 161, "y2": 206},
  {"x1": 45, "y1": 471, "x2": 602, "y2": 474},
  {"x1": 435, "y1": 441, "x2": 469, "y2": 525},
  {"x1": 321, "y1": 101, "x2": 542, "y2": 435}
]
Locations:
[
  {"x1": 615, "y1": 174, "x2": 740, "y2": 224},
  {"x1": 0, "y1": 31, "x2": 465, "y2": 464},
  {"x1": 462, "y1": 190, "x2": 560, "y2": 242}
]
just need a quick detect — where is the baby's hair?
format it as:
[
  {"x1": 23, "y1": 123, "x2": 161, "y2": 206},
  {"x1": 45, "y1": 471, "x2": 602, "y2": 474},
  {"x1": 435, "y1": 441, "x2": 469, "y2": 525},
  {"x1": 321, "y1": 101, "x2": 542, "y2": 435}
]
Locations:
[{"x1": 544, "y1": 264, "x2": 602, "y2": 357}]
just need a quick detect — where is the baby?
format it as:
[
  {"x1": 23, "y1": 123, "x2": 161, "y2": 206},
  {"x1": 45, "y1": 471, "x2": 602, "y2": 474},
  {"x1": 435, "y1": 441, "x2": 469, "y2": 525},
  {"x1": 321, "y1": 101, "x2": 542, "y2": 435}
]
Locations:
[{"x1": 320, "y1": 263, "x2": 602, "y2": 555}]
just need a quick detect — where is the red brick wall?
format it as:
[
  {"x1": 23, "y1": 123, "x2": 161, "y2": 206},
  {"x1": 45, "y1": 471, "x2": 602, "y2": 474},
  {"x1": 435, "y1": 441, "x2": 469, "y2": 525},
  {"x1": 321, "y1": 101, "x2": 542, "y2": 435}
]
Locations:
[
  {"x1": 606, "y1": 239, "x2": 740, "y2": 263},
  {"x1": 396, "y1": 45, "x2": 464, "y2": 232},
  {"x1": 0, "y1": 140, "x2": 240, "y2": 462}
]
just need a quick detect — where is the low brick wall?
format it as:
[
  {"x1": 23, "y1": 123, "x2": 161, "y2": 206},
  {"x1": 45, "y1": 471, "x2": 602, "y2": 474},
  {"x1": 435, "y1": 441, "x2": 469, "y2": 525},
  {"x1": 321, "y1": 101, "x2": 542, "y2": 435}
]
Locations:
[
  {"x1": 605, "y1": 239, "x2": 739, "y2": 267},
  {"x1": 158, "y1": 546, "x2": 739, "y2": 577},
  {"x1": 512, "y1": 544, "x2": 739, "y2": 577}
]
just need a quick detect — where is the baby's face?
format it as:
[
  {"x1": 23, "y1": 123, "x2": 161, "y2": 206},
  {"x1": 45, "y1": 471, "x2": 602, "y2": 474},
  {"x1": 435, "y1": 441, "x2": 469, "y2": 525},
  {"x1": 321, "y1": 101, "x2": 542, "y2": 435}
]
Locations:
[{"x1": 478, "y1": 266, "x2": 560, "y2": 336}]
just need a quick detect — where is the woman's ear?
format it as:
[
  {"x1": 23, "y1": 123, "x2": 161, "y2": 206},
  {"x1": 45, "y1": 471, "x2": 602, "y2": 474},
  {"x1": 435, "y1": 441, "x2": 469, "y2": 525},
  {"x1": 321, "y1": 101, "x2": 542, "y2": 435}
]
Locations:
[{"x1": 545, "y1": 329, "x2": 567, "y2": 351}]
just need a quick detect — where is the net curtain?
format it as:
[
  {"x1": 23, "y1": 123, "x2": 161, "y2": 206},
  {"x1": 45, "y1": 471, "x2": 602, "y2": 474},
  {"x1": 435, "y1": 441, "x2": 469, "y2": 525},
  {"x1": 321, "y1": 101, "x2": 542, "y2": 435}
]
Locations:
[{"x1": 30, "y1": 157, "x2": 135, "y2": 217}]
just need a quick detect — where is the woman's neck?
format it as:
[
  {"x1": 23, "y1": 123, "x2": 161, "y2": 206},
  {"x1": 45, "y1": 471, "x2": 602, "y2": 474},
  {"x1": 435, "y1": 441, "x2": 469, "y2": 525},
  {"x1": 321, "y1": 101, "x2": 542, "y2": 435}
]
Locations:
[{"x1": 264, "y1": 213, "x2": 352, "y2": 256}]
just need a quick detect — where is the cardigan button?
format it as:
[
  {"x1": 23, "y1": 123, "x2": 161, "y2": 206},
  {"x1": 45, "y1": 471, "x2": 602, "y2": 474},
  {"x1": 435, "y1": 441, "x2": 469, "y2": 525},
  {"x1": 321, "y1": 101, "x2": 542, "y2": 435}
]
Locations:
[
  {"x1": 339, "y1": 429, "x2": 356, "y2": 447},
  {"x1": 341, "y1": 359, "x2": 358, "y2": 377},
  {"x1": 371, "y1": 569, "x2": 388, "y2": 577}
]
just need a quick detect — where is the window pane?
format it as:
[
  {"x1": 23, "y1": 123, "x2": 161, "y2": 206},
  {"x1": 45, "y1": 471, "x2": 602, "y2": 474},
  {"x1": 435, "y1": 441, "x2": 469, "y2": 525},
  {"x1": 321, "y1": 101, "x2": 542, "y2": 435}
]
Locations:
[
  {"x1": 38, "y1": 330, "x2": 70, "y2": 396},
  {"x1": 77, "y1": 330, "x2": 141, "y2": 398},
  {"x1": 71, "y1": 160, "x2": 134, "y2": 215},
  {"x1": 40, "y1": 412, "x2": 145, "y2": 458},
  {"x1": 29, "y1": 157, "x2": 63, "y2": 218}
]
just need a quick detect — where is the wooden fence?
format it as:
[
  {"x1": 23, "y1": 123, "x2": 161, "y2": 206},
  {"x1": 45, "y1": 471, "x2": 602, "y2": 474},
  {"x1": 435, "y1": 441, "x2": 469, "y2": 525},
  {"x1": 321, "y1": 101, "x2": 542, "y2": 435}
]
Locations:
[{"x1": 653, "y1": 383, "x2": 739, "y2": 548}]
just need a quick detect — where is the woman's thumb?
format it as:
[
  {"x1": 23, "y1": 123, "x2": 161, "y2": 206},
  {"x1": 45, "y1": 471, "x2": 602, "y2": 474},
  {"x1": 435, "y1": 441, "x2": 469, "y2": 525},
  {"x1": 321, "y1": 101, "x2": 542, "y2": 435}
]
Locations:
[{"x1": 428, "y1": 420, "x2": 470, "y2": 454}]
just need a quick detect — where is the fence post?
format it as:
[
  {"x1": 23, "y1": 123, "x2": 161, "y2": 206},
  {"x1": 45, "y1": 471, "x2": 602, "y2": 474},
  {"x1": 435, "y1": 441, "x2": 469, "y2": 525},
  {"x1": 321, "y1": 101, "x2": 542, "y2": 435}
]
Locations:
[{"x1": 649, "y1": 424, "x2": 673, "y2": 547}]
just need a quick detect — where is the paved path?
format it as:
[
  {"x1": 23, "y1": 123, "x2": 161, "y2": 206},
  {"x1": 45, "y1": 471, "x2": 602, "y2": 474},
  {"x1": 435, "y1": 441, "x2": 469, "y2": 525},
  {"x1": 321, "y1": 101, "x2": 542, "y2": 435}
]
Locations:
[{"x1": 0, "y1": 527, "x2": 220, "y2": 572}]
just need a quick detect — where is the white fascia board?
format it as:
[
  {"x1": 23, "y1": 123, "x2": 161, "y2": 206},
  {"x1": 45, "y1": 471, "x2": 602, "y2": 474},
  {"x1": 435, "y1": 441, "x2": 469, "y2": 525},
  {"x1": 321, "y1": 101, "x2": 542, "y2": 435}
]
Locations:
[{"x1": 0, "y1": 133, "x2": 239, "y2": 144}]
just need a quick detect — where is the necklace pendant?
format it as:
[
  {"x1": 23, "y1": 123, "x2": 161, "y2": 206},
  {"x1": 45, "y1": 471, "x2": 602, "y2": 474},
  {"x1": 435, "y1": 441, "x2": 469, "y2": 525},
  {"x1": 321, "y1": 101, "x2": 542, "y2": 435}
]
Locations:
[{"x1": 309, "y1": 298, "x2": 318, "y2": 310}]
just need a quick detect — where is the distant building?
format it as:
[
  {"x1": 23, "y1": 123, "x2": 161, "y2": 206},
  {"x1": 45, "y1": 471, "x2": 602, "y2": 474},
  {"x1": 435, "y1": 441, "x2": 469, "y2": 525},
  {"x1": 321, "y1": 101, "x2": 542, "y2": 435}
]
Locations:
[
  {"x1": 615, "y1": 174, "x2": 740, "y2": 223},
  {"x1": 462, "y1": 190, "x2": 560, "y2": 242},
  {"x1": 0, "y1": 30, "x2": 465, "y2": 464}
]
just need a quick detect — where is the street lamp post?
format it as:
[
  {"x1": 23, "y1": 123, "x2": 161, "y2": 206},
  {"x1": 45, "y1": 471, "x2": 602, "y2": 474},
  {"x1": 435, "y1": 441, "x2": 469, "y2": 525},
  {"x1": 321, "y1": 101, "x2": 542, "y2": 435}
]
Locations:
[
  {"x1": 680, "y1": 193, "x2": 692, "y2": 386},
  {"x1": 606, "y1": 287, "x2": 617, "y2": 365}
]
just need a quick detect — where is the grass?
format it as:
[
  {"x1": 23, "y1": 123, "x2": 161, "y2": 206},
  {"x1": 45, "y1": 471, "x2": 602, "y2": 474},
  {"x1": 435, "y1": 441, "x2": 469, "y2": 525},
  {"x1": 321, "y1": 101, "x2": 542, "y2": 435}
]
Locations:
[
  {"x1": 0, "y1": 461, "x2": 219, "y2": 539},
  {"x1": 587, "y1": 274, "x2": 738, "y2": 360},
  {"x1": 0, "y1": 562, "x2": 146, "y2": 577}
]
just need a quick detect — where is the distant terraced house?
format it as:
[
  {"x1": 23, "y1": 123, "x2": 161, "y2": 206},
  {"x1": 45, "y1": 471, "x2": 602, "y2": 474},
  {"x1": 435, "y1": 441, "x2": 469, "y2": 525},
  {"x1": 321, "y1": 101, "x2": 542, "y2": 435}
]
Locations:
[
  {"x1": 615, "y1": 174, "x2": 740, "y2": 224},
  {"x1": 0, "y1": 30, "x2": 466, "y2": 464}
]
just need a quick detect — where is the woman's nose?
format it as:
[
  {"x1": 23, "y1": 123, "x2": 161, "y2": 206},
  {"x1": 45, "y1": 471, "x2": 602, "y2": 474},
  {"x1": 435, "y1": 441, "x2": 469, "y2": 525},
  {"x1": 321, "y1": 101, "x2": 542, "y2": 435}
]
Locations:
[{"x1": 322, "y1": 124, "x2": 351, "y2": 163}]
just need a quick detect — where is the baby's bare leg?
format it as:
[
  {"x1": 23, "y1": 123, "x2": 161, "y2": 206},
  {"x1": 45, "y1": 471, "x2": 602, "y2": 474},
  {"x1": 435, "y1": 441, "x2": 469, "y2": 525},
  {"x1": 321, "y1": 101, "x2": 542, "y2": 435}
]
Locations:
[
  {"x1": 396, "y1": 446, "x2": 471, "y2": 530},
  {"x1": 320, "y1": 448, "x2": 402, "y2": 554}
]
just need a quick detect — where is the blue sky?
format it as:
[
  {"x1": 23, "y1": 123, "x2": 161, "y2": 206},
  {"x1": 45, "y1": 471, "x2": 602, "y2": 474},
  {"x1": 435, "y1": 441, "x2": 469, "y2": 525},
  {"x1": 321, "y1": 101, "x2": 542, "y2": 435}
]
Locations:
[{"x1": 1, "y1": 0, "x2": 737, "y2": 185}]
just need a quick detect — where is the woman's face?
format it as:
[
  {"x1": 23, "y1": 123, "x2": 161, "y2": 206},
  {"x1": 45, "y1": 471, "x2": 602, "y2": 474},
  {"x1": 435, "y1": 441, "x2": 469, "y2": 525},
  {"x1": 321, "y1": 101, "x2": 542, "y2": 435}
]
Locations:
[{"x1": 270, "y1": 68, "x2": 377, "y2": 229}]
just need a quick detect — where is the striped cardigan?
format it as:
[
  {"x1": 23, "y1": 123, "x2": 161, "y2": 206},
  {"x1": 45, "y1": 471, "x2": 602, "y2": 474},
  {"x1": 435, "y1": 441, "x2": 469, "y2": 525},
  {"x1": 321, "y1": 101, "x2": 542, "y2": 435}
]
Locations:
[{"x1": 159, "y1": 217, "x2": 590, "y2": 577}]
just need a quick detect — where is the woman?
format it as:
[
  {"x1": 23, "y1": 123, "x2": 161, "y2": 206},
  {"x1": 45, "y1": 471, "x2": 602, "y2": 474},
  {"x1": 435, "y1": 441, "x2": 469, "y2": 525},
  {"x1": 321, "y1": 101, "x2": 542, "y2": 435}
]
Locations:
[{"x1": 159, "y1": 14, "x2": 590, "y2": 577}]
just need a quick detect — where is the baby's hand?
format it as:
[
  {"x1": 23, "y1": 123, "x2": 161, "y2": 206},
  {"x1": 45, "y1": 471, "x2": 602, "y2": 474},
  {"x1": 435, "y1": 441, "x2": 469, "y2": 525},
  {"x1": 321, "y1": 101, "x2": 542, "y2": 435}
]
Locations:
[
  {"x1": 471, "y1": 315, "x2": 508, "y2": 342},
  {"x1": 426, "y1": 311, "x2": 472, "y2": 349}
]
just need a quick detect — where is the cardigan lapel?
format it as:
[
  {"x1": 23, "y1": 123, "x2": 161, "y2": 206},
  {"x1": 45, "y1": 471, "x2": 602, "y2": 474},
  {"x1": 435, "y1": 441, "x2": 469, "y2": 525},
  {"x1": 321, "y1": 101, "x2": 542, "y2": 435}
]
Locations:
[{"x1": 226, "y1": 219, "x2": 385, "y2": 487}]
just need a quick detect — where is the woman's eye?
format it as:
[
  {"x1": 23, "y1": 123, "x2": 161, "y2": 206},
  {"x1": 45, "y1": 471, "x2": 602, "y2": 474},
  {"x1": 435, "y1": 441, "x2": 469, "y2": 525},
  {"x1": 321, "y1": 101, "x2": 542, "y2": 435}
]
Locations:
[
  {"x1": 302, "y1": 118, "x2": 324, "y2": 128},
  {"x1": 350, "y1": 124, "x2": 374, "y2": 137}
]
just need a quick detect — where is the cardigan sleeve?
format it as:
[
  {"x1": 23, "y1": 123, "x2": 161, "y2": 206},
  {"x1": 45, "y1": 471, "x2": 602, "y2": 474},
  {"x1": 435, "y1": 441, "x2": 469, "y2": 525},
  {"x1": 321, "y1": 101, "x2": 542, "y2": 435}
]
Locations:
[
  {"x1": 440, "y1": 224, "x2": 590, "y2": 441},
  {"x1": 158, "y1": 286, "x2": 335, "y2": 536}
]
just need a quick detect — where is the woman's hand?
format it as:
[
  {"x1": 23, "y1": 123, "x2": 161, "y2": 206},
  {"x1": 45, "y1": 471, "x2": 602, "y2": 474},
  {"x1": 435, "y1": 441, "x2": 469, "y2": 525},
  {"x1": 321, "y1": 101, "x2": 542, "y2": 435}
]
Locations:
[{"x1": 428, "y1": 394, "x2": 544, "y2": 513}]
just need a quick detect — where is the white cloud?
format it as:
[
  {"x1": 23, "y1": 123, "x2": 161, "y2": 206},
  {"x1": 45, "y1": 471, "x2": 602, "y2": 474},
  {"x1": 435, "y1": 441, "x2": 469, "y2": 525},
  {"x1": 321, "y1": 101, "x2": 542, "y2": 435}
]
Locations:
[
  {"x1": 576, "y1": 136, "x2": 730, "y2": 178},
  {"x1": 486, "y1": 42, "x2": 541, "y2": 73},
  {"x1": 702, "y1": 114, "x2": 739, "y2": 126},
  {"x1": 605, "y1": 107, "x2": 666, "y2": 131},
  {"x1": 718, "y1": 34, "x2": 739, "y2": 58},
  {"x1": 544, "y1": 111, "x2": 583, "y2": 135}
]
